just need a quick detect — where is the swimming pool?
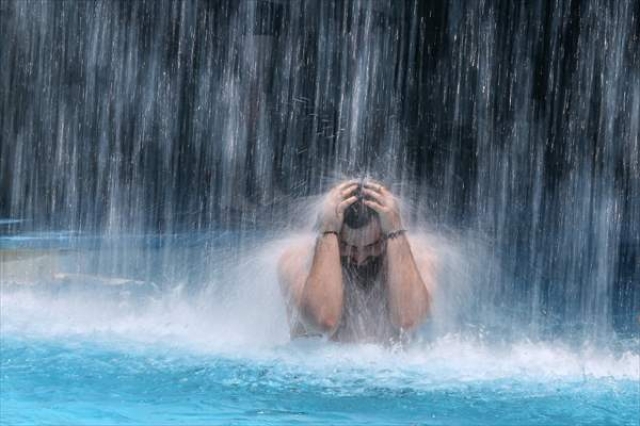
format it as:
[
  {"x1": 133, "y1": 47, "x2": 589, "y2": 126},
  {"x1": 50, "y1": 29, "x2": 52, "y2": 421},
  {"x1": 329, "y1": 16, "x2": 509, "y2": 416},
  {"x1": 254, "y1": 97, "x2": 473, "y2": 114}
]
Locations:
[
  {"x1": 2, "y1": 334, "x2": 637, "y2": 425},
  {"x1": 1, "y1": 233, "x2": 638, "y2": 425}
]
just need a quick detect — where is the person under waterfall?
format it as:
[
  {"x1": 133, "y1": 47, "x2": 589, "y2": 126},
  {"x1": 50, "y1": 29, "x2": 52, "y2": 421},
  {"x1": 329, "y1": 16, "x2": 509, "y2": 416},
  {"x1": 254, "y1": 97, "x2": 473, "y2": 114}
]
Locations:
[{"x1": 278, "y1": 180, "x2": 436, "y2": 343}]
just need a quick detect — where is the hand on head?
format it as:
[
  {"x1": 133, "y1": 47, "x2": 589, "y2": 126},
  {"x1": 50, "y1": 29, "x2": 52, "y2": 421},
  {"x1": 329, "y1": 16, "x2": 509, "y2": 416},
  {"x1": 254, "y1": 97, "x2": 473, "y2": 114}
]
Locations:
[
  {"x1": 318, "y1": 179, "x2": 402, "y2": 234},
  {"x1": 318, "y1": 180, "x2": 359, "y2": 232},
  {"x1": 361, "y1": 181, "x2": 402, "y2": 233}
]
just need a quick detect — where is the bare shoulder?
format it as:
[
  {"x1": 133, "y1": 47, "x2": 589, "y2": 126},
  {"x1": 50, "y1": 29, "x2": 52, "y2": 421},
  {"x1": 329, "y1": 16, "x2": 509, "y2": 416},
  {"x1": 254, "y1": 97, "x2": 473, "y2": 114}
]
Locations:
[
  {"x1": 406, "y1": 232, "x2": 438, "y2": 291},
  {"x1": 277, "y1": 235, "x2": 315, "y2": 308},
  {"x1": 407, "y1": 233, "x2": 437, "y2": 261},
  {"x1": 277, "y1": 235, "x2": 315, "y2": 283}
]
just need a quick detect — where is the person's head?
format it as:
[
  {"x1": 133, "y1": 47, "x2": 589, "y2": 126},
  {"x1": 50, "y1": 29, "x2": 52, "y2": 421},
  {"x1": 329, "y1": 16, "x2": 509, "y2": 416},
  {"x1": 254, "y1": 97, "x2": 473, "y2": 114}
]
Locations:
[{"x1": 339, "y1": 187, "x2": 385, "y2": 266}]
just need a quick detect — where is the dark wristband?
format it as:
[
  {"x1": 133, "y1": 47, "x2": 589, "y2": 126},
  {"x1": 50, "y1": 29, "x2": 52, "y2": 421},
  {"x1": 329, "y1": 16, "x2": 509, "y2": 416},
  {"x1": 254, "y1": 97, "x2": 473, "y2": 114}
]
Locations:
[{"x1": 385, "y1": 229, "x2": 407, "y2": 240}]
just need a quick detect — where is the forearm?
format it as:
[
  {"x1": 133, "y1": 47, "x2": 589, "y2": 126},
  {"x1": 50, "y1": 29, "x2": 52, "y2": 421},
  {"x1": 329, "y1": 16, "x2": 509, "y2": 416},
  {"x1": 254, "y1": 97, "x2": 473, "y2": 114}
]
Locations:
[
  {"x1": 301, "y1": 234, "x2": 344, "y2": 332},
  {"x1": 385, "y1": 234, "x2": 430, "y2": 329}
]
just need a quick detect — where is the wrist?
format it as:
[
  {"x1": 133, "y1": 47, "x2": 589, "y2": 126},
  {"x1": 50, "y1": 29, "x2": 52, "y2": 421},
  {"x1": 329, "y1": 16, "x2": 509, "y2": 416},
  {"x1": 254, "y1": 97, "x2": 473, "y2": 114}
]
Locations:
[
  {"x1": 385, "y1": 229, "x2": 407, "y2": 240},
  {"x1": 319, "y1": 225, "x2": 340, "y2": 234},
  {"x1": 316, "y1": 230, "x2": 339, "y2": 247},
  {"x1": 317, "y1": 215, "x2": 341, "y2": 234},
  {"x1": 381, "y1": 217, "x2": 403, "y2": 234},
  {"x1": 319, "y1": 230, "x2": 339, "y2": 237}
]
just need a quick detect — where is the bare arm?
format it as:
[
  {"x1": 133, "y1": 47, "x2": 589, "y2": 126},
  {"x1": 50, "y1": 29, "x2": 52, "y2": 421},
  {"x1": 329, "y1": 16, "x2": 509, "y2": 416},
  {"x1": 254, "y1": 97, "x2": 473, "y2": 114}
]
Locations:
[
  {"x1": 299, "y1": 233, "x2": 344, "y2": 333},
  {"x1": 278, "y1": 181, "x2": 358, "y2": 335},
  {"x1": 384, "y1": 233, "x2": 431, "y2": 329},
  {"x1": 278, "y1": 237, "x2": 345, "y2": 335},
  {"x1": 363, "y1": 183, "x2": 432, "y2": 330}
]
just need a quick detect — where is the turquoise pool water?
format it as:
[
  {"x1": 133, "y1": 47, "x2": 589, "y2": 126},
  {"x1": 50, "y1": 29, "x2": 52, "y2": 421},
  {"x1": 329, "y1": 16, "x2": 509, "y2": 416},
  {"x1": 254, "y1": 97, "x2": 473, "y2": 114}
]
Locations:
[
  {"x1": 2, "y1": 333, "x2": 638, "y2": 425},
  {"x1": 1, "y1": 234, "x2": 638, "y2": 425}
]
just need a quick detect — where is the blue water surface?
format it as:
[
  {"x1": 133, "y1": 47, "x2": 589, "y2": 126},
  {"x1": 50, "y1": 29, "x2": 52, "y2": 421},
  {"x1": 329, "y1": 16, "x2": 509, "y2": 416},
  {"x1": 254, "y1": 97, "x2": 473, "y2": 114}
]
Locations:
[
  {"x1": 1, "y1": 334, "x2": 638, "y2": 426},
  {"x1": 1, "y1": 233, "x2": 638, "y2": 425}
]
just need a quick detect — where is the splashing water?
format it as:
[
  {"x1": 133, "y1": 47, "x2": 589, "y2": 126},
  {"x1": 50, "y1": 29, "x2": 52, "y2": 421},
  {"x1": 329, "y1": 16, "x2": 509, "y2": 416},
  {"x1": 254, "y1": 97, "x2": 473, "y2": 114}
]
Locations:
[{"x1": 1, "y1": 231, "x2": 638, "y2": 424}]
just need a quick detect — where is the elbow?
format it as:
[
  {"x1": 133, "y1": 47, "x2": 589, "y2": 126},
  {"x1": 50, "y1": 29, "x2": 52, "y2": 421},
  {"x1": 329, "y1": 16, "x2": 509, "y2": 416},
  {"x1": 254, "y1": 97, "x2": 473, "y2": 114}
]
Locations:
[
  {"x1": 391, "y1": 294, "x2": 431, "y2": 331},
  {"x1": 300, "y1": 277, "x2": 343, "y2": 335},
  {"x1": 300, "y1": 299, "x2": 342, "y2": 335},
  {"x1": 391, "y1": 314, "x2": 421, "y2": 331},
  {"x1": 316, "y1": 312, "x2": 340, "y2": 334}
]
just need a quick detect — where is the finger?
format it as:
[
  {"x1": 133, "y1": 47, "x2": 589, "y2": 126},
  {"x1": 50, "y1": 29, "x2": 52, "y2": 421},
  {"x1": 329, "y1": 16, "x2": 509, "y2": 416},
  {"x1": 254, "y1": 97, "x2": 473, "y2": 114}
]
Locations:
[
  {"x1": 333, "y1": 182, "x2": 357, "y2": 197},
  {"x1": 337, "y1": 196, "x2": 358, "y2": 213},
  {"x1": 363, "y1": 181, "x2": 385, "y2": 194},
  {"x1": 362, "y1": 188, "x2": 385, "y2": 204},
  {"x1": 340, "y1": 183, "x2": 359, "y2": 198},
  {"x1": 363, "y1": 199, "x2": 384, "y2": 212},
  {"x1": 337, "y1": 180, "x2": 359, "y2": 190}
]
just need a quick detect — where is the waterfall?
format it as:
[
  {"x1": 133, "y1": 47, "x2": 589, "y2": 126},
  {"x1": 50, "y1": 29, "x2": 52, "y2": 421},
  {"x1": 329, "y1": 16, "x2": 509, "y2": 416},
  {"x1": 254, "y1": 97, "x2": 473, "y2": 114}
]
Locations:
[{"x1": 1, "y1": 0, "x2": 638, "y2": 341}]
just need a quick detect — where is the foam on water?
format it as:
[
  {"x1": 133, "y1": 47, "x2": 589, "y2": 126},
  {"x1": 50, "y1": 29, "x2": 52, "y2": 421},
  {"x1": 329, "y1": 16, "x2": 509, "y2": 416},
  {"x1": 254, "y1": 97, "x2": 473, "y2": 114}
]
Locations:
[
  {"x1": 2, "y1": 238, "x2": 638, "y2": 425},
  {"x1": 2, "y1": 278, "x2": 637, "y2": 386},
  {"x1": 1, "y1": 231, "x2": 638, "y2": 402}
]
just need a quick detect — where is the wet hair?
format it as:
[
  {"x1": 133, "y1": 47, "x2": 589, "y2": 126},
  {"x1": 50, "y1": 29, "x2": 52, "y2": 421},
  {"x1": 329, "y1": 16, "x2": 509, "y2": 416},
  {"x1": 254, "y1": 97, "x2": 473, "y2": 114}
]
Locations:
[{"x1": 343, "y1": 184, "x2": 377, "y2": 229}]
